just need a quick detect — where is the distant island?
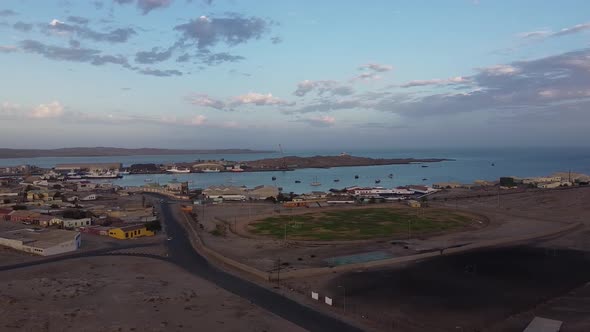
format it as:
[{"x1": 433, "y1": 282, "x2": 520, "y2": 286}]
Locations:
[
  {"x1": 0, "y1": 147, "x2": 274, "y2": 159},
  {"x1": 244, "y1": 154, "x2": 451, "y2": 170}
]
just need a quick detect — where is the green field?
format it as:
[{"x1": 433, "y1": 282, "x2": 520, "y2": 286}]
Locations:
[{"x1": 249, "y1": 208, "x2": 473, "y2": 241}]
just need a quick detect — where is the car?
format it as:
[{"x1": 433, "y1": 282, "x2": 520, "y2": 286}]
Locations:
[{"x1": 167, "y1": 237, "x2": 173, "y2": 241}]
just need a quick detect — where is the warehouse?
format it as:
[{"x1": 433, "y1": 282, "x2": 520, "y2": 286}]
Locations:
[{"x1": 0, "y1": 224, "x2": 81, "y2": 256}]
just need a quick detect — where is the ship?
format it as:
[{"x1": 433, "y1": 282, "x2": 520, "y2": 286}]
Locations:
[
  {"x1": 167, "y1": 166, "x2": 191, "y2": 174},
  {"x1": 83, "y1": 171, "x2": 122, "y2": 179},
  {"x1": 202, "y1": 168, "x2": 220, "y2": 173},
  {"x1": 119, "y1": 170, "x2": 130, "y2": 175},
  {"x1": 66, "y1": 171, "x2": 83, "y2": 179}
]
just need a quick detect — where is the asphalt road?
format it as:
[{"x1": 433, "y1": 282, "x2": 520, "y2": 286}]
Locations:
[{"x1": 159, "y1": 199, "x2": 364, "y2": 332}]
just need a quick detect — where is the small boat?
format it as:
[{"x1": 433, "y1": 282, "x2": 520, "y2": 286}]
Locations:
[
  {"x1": 119, "y1": 170, "x2": 130, "y2": 175},
  {"x1": 144, "y1": 179, "x2": 153, "y2": 182},
  {"x1": 295, "y1": 180, "x2": 301, "y2": 183},
  {"x1": 421, "y1": 165, "x2": 428, "y2": 168},
  {"x1": 491, "y1": 162, "x2": 495, "y2": 166},
  {"x1": 278, "y1": 187, "x2": 283, "y2": 191},
  {"x1": 310, "y1": 176, "x2": 321, "y2": 186},
  {"x1": 202, "y1": 168, "x2": 220, "y2": 173},
  {"x1": 388, "y1": 174, "x2": 393, "y2": 179},
  {"x1": 422, "y1": 178, "x2": 428, "y2": 181},
  {"x1": 354, "y1": 175, "x2": 359, "y2": 179},
  {"x1": 375, "y1": 179, "x2": 381, "y2": 184},
  {"x1": 334, "y1": 179, "x2": 340, "y2": 182},
  {"x1": 272, "y1": 176, "x2": 277, "y2": 181}
]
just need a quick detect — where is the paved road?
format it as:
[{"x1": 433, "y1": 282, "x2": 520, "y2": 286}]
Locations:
[
  {"x1": 0, "y1": 242, "x2": 160, "y2": 272},
  {"x1": 159, "y1": 199, "x2": 364, "y2": 332}
]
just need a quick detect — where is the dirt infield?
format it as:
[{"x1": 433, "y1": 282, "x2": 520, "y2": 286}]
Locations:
[{"x1": 319, "y1": 245, "x2": 590, "y2": 331}]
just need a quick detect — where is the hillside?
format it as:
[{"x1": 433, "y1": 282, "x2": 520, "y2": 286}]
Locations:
[{"x1": 0, "y1": 147, "x2": 273, "y2": 159}]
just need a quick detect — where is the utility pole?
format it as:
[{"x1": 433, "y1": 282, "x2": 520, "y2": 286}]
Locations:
[
  {"x1": 277, "y1": 257, "x2": 281, "y2": 288},
  {"x1": 408, "y1": 219, "x2": 411, "y2": 240},
  {"x1": 338, "y1": 285, "x2": 346, "y2": 313},
  {"x1": 497, "y1": 186, "x2": 500, "y2": 208},
  {"x1": 284, "y1": 222, "x2": 287, "y2": 242}
]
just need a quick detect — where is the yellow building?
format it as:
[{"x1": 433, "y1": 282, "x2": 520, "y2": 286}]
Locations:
[{"x1": 108, "y1": 224, "x2": 154, "y2": 240}]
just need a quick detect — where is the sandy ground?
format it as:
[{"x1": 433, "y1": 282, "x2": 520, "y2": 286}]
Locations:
[
  {"x1": 278, "y1": 187, "x2": 590, "y2": 331},
  {"x1": 0, "y1": 256, "x2": 305, "y2": 332},
  {"x1": 196, "y1": 187, "x2": 587, "y2": 274}
]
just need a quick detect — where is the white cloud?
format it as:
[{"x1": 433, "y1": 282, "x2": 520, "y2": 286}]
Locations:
[
  {"x1": 29, "y1": 101, "x2": 65, "y2": 119},
  {"x1": 359, "y1": 63, "x2": 394, "y2": 72},
  {"x1": 296, "y1": 115, "x2": 336, "y2": 127},
  {"x1": 478, "y1": 64, "x2": 520, "y2": 76},
  {"x1": 50, "y1": 19, "x2": 64, "y2": 27},
  {"x1": 187, "y1": 93, "x2": 226, "y2": 110},
  {"x1": 231, "y1": 92, "x2": 293, "y2": 106},
  {"x1": 190, "y1": 115, "x2": 207, "y2": 125},
  {"x1": 0, "y1": 45, "x2": 19, "y2": 53},
  {"x1": 519, "y1": 22, "x2": 590, "y2": 40},
  {"x1": 400, "y1": 76, "x2": 470, "y2": 88}
]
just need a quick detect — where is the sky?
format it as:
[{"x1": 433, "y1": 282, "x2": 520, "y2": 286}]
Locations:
[{"x1": 1, "y1": 0, "x2": 590, "y2": 150}]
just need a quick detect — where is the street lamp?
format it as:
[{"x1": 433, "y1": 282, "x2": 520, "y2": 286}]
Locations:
[{"x1": 337, "y1": 285, "x2": 346, "y2": 313}]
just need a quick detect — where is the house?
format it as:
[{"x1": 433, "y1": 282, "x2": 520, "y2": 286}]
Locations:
[
  {"x1": 108, "y1": 224, "x2": 154, "y2": 240},
  {"x1": 8, "y1": 210, "x2": 42, "y2": 223},
  {"x1": 538, "y1": 182, "x2": 561, "y2": 189},
  {"x1": 38, "y1": 217, "x2": 63, "y2": 228},
  {"x1": 0, "y1": 208, "x2": 12, "y2": 221},
  {"x1": 63, "y1": 218, "x2": 92, "y2": 229}
]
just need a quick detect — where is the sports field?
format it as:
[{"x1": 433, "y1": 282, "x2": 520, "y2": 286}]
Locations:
[{"x1": 249, "y1": 208, "x2": 475, "y2": 241}]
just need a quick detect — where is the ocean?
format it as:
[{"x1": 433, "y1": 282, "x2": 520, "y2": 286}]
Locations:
[{"x1": 2, "y1": 147, "x2": 590, "y2": 193}]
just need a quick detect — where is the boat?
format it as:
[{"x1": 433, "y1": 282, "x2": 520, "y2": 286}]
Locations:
[
  {"x1": 310, "y1": 176, "x2": 321, "y2": 186},
  {"x1": 421, "y1": 165, "x2": 428, "y2": 168},
  {"x1": 144, "y1": 178, "x2": 153, "y2": 182},
  {"x1": 375, "y1": 179, "x2": 381, "y2": 184},
  {"x1": 167, "y1": 166, "x2": 191, "y2": 174},
  {"x1": 272, "y1": 176, "x2": 277, "y2": 181},
  {"x1": 202, "y1": 168, "x2": 220, "y2": 173},
  {"x1": 491, "y1": 162, "x2": 495, "y2": 166},
  {"x1": 119, "y1": 170, "x2": 130, "y2": 175},
  {"x1": 230, "y1": 168, "x2": 244, "y2": 172},
  {"x1": 422, "y1": 178, "x2": 428, "y2": 181},
  {"x1": 388, "y1": 173, "x2": 393, "y2": 179},
  {"x1": 295, "y1": 180, "x2": 301, "y2": 183},
  {"x1": 334, "y1": 179, "x2": 340, "y2": 182},
  {"x1": 354, "y1": 175, "x2": 359, "y2": 179}
]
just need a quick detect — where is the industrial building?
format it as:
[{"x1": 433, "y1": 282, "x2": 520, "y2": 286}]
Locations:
[{"x1": 0, "y1": 224, "x2": 81, "y2": 256}]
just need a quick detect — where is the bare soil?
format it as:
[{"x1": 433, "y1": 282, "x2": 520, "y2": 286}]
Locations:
[{"x1": 0, "y1": 256, "x2": 305, "y2": 332}]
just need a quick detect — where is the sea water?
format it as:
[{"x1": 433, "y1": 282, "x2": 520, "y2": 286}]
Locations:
[{"x1": 2, "y1": 147, "x2": 589, "y2": 193}]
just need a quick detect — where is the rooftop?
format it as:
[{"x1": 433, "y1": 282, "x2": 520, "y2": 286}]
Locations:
[{"x1": 0, "y1": 224, "x2": 77, "y2": 248}]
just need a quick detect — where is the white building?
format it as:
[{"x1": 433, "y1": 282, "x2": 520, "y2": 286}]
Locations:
[
  {"x1": 80, "y1": 194, "x2": 97, "y2": 201},
  {"x1": 0, "y1": 226, "x2": 81, "y2": 256},
  {"x1": 63, "y1": 218, "x2": 92, "y2": 229}
]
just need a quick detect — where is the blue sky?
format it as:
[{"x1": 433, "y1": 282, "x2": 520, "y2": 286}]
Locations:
[{"x1": 1, "y1": 0, "x2": 590, "y2": 150}]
